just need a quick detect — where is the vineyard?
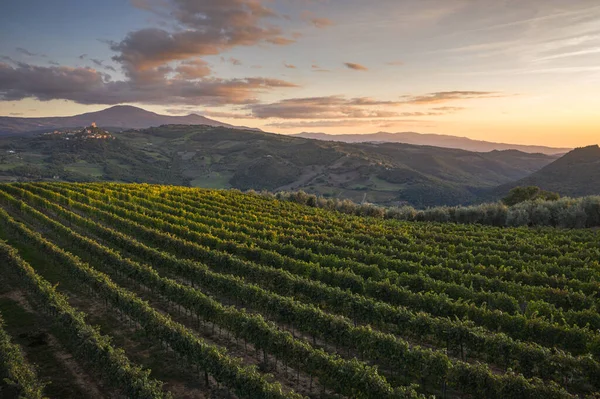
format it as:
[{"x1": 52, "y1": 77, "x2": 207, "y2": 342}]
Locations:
[{"x1": 1, "y1": 183, "x2": 600, "y2": 399}]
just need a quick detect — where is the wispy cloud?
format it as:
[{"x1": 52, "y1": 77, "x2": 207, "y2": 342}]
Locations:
[
  {"x1": 309, "y1": 17, "x2": 334, "y2": 29},
  {"x1": 249, "y1": 96, "x2": 404, "y2": 119},
  {"x1": 0, "y1": 55, "x2": 16, "y2": 63},
  {"x1": 248, "y1": 94, "x2": 472, "y2": 120},
  {"x1": 452, "y1": 4, "x2": 600, "y2": 36},
  {"x1": 165, "y1": 108, "x2": 190, "y2": 115},
  {"x1": 534, "y1": 47, "x2": 600, "y2": 62},
  {"x1": 431, "y1": 106, "x2": 466, "y2": 112},
  {"x1": 520, "y1": 66, "x2": 600, "y2": 74},
  {"x1": 267, "y1": 119, "x2": 432, "y2": 129},
  {"x1": 16, "y1": 47, "x2": 46, "y2": 57},
  {"x1": 401, "y1": 91, "x2": 505, "y2": 104},
  {"x1": 344, "y1": 62, "x2": 368, "y2": 71},
  {"x1": 221, "y1": 57, "x2": 243, "y2": 66},
  {"x1": 301, "y1": 11, "x2": 334, "y2": 29},
  {"x1": 203, "y1": 110, "x2": 253, "y2": 119},
  {"x1": 311, "y1": 64, "x2": 330, "y2": 72},
  {"x1": 443, "y1": 66, "x2": 600, "y2": 77}
]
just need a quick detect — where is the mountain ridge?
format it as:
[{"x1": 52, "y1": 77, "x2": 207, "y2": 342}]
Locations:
[
  {"x1": 2, "y1": 106, "x2": 574, "y2": 156},
  {"x1": 0, "y1": 105, "x2": 260, "y2": 135},
  {"x1": 292, "y1": 131, "x2": 571, "y2": 155}
]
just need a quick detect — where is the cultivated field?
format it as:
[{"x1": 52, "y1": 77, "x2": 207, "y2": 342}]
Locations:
[{"x1": 0, "y1": 182, "x2": 599, "y2": 399}]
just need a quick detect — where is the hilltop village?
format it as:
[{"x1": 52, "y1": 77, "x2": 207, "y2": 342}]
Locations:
[{"x1": 42, "y1": 122, "x2": 113, "y2": 140}]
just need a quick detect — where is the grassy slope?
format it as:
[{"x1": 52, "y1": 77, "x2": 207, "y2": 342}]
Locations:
[{"x1": 485, "y1": 145, "x2": 600, "y2": 200}]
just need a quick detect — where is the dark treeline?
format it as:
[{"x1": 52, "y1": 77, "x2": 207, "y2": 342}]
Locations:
[{"x1": 251, "y1": 190, "x2": 600, "y2": 228}]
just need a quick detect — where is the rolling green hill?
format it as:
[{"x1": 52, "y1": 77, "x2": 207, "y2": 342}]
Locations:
[
  {"x1": 0, "y1": 124, "x2": 557, "y2": 207},
  {"x1": 488, "y1": 145, "x2": 600, "y2": 199}
]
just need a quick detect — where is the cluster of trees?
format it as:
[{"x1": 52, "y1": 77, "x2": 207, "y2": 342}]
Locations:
[
  {"x1": 2, "y1": 164, "x2": 91, "y2": 182},
  {"x1": 501, "y1": 186, "x2": 560, "y2": 206},
  {"x1": 258, "y1": 187, "x2": 600, "y2": 228}
]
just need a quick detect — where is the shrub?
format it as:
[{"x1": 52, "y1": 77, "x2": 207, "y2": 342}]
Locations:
[{"x1": 502, "y1": 186, "x2": 560, "y2": 206}]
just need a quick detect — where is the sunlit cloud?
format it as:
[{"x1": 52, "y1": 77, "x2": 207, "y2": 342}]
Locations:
[
  {"x1": 311, "y1": 64, "x2": 330, "y2": 72},
  {"x1": 247, "y1": 95, "x2": 467, "y2": 120},
  {"x1": 221, "y1": 57, "x2": 243, "y2": 66},
  {"x1": 344, "y1": 62, "x2": 368, "y2": 71},
  {"x1": 202, "y1": 110, "x2": 253, "y2": 119},
  {"x1": 249, "y1": 96, "x2": 404, "y2": 119},
  {"x1": 266, "y1": 119, "x2": 433, "y2": 129},
  {"x1": 0, "y1": 61, "x2": 299, "y2": 106},
  {"x1": 521, "y1": 66, "x2": 600, "y2": 74},
  {"x1": 301, "y1": 11, "x2": 334, "y2": 29},
  {"x1": 534, "y1": 47, "x2": 600, "y2": 62},
  {"x1": 401, "y1": 91, "x2": 506, "y2": 105},
  {"x1": 116, "y1": 0, "x2": 294, "y2": 78},
  {"x1": 175, "y1": 59, "x2": 212, "y2": 79},
  {"x1": 431, "y1": 107, "x2": 466, "y2": 112},
  {"x1": 165, "y1": 108, "x2": 192, "y2": 115}
]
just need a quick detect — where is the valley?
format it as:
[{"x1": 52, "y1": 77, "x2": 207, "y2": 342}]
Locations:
[{"x1": 0, "y1": 124, "x2": 561, "y2": 207}]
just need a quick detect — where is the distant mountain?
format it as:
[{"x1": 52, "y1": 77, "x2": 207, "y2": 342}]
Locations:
[
  {"x1": 293, "y1": 132, "x2": 570, "y2": 155},
  {"x1": 0, "y1": 105, "x2": 259, "y2": 135},
  {"x1": 490, "y1": 145, "x2": 600, "y2": 198},
  {"x1": 0, "y1": 124, "x2": 555, "y2": 207}
]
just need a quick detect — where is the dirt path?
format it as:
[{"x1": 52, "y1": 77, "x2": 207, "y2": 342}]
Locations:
[
  {"x1": 0, "y1": 286, "x2": 109, "y2": 399},
  {"x1": 45, "y1": 334, "x2": 110, "y2": 399}
]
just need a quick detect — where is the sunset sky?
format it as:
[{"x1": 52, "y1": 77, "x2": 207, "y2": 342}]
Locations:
[{"x1": 1, "y1": 0, "x2": 599, "y2": 147}]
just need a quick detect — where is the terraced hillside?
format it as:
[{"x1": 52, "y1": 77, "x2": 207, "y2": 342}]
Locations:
[{"x1": 0, "y1": 183, "x2": 599, "y2": 399}]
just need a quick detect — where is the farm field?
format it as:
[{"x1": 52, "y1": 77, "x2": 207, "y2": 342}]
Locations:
[{"x1": 1, "y1": 182, "x2": 600, "y2": 399}]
